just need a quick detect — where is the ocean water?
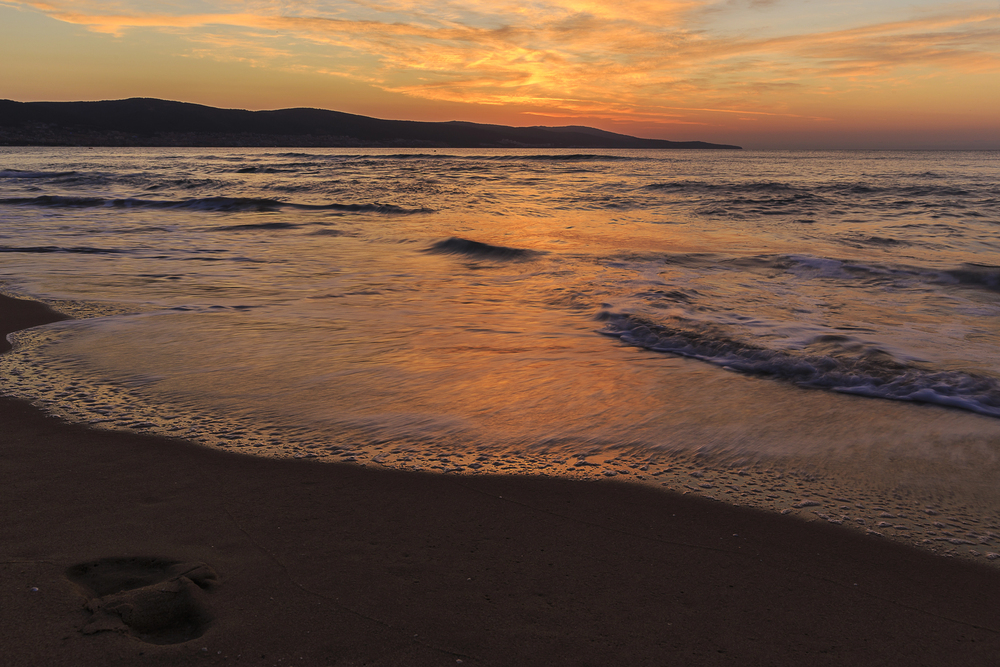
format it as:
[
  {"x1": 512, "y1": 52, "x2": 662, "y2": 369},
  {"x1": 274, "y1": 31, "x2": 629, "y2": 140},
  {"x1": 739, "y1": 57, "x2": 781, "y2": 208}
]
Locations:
[{"x1": 3, "y1": 147, "x2": 1000, "y2": 554}]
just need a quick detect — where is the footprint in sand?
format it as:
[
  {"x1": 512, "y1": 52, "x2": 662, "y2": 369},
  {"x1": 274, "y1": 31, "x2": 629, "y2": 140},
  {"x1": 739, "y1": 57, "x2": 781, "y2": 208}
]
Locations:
[{"x1": 65, "y1": 557, "x2": 218, "y2": 644}]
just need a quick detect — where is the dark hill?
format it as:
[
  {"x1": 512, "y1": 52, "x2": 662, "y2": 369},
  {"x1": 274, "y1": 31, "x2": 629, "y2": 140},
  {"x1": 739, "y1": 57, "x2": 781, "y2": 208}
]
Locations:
[{"x1": 0, "y1": 98, "x2": 741, "y2": 149}]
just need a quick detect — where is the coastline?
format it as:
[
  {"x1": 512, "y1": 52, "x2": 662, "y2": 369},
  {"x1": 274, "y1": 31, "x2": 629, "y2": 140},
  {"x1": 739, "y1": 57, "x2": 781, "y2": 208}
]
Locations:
[
  {"x1": 0, "y1": 98, "x2": 741, "y2": 150},
  {"x1": 3, "y1": 293, "x2": 1000, "y2": 665}
]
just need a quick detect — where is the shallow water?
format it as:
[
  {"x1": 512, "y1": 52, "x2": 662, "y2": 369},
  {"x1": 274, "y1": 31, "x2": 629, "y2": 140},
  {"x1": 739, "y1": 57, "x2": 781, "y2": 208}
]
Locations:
[{"x1": 3, "y1": 147, "x2": 1000, "y2": 557}]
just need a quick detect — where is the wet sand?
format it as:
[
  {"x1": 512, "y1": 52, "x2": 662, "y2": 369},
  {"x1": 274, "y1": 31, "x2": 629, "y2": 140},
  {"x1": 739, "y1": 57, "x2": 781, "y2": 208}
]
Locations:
[{"x1": 3, "y1": 293, "x2": 1000, "y2": 666}]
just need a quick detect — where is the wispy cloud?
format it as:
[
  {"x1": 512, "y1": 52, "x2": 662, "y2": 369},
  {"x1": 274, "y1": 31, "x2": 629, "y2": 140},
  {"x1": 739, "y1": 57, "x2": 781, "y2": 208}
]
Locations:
[{"x1": 7, "y1": 0, "x2": 1000, "y2": 123}]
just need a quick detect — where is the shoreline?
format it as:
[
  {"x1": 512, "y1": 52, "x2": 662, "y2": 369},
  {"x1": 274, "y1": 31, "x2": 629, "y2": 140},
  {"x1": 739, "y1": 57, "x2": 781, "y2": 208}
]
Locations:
[
  {"x1": 11, "y1": 299, "x2": 999, "y2": 566},
  {"x1": 3, "y1": 293, "x2": 1000, "y2": 664}
]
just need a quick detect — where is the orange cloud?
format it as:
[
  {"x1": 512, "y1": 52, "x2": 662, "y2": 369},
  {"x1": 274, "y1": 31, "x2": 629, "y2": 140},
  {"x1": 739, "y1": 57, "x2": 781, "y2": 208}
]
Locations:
[{"x1": 5, "y1": 0, "x2": 999, "y2": 131}]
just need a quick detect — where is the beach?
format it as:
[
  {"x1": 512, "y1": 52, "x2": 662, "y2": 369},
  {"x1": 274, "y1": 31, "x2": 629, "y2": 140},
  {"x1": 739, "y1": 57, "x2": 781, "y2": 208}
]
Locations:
[
  {"x1": 4, "y1": 147, "x2": 1000, "y2": 665},
  {"x1": 4, "y1": 292, "x2": 1000, "y2": 665}
]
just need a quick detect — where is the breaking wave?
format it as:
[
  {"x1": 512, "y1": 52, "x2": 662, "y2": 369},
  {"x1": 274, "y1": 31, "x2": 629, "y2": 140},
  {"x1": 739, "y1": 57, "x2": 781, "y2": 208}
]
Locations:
[
  {"x1": 426, "y1": 237, "x2": 537, "y2": 259},
  {"x1": 599, "y1": 312, "x2": 1000, "y2": 418}
]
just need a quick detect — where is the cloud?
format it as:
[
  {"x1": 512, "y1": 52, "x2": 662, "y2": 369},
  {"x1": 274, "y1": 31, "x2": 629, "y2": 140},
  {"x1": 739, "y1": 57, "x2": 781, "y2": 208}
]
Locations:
[{"x1": 7, "y1": 0, "x2": 1000, "y2": 123}]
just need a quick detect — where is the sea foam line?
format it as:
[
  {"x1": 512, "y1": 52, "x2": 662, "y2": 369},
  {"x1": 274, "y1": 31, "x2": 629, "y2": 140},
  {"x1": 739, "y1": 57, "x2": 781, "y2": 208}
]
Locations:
[{"x1": 599, "y1": 312, "x2": 1000, "y2": 418}]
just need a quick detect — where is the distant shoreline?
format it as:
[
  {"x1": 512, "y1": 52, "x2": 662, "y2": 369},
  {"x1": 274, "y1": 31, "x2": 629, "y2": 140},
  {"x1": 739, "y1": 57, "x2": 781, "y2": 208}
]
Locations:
[
  {"x1": 1, "y1": 131, "x2": 716, "y2": 149},
  {"x1": 0, "y1": 97, "x2": 742, "y2": 150}
]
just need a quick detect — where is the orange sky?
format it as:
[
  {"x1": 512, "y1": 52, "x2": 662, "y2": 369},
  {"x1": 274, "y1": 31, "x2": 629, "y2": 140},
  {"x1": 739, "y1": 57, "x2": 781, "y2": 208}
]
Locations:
[{"x1": 2, "y1": 0, "x2": 998, "y2": 148}]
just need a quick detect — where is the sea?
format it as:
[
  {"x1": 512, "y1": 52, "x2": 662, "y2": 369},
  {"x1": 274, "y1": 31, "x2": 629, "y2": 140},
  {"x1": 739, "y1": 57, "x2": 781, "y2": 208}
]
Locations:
[{"x1": 3, "y1": 147, "x2": 1000, "y2": 557}]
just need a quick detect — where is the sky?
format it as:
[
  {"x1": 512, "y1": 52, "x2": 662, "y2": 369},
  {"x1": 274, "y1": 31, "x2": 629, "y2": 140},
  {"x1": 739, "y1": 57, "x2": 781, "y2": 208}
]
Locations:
[{"x1": 1, "y1": 0, "x2": 999, "y2": 149}]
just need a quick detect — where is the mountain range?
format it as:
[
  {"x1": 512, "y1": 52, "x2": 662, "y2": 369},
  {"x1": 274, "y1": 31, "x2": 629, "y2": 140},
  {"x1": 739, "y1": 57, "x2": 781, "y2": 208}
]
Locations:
[{"x1": 0, "y1": 98, "x2": 741, "y2": 149}]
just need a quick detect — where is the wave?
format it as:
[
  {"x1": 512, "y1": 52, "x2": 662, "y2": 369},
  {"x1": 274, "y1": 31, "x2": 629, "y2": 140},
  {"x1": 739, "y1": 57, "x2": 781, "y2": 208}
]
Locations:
[
  {"x1": 942, "y1": 264, "x2": 1000, "y2": 291},
  {"x1": 837, "y1": 235, "x2": 911, "y2": 248},
  {"x1": 0, "y1": 195, "x2": 434, "y2": 215},
  {"x1": 320, "y1": 202, "x2": 434, "y2": 214},
  {"x1": 426, "y1": 237, "x2": 537, "y2": 259},
  {"x1": 783, "y1": 255, "x2": 1000, "y2": 294},
  {"x1": 644, "y1": 179, "x2": 996, "y2": 199},
  {"x1": 0, "y1": 169, "x2": 78, "y2": 179},
  {"x1": 0, "y1": 195, "x2": 283, "y2": 211},
  {"x1": 646, "y1": 180, "x2": 795, "y2": 193},
  {"x1": 213, "y1": 222, "x2": 301, "y2": 231},
  {"x1": 599, "y1": 313, "x2": 1000, "y2": 418},
  {"x1": 234, "y1": 166, "x2": 304, "y2": 174},
  {"x1": 641, "y1": 252, "x2": 1000, "y2": 297},
  {"x1": 0, "y1": 244, "x2": 122, "y2": 255}
]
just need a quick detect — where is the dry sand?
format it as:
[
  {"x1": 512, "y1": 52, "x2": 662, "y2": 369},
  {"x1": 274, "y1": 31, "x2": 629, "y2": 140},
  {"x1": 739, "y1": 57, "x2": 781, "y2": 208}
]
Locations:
[{"x1": 3, "y1": 293, "x2": 1000, "y2": 666}]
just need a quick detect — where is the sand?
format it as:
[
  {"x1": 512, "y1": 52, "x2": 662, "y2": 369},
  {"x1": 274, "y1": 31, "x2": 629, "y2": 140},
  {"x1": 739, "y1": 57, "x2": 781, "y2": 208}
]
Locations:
[{"x1": 2, "y1": 293, "x2": 1000, "y2": 666}]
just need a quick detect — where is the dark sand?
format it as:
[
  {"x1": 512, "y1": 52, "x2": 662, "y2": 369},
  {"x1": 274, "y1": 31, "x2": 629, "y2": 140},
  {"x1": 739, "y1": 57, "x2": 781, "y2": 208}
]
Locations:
[{"x1": 3, "y1": 293, "x2": 1000, "y2": 666}]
